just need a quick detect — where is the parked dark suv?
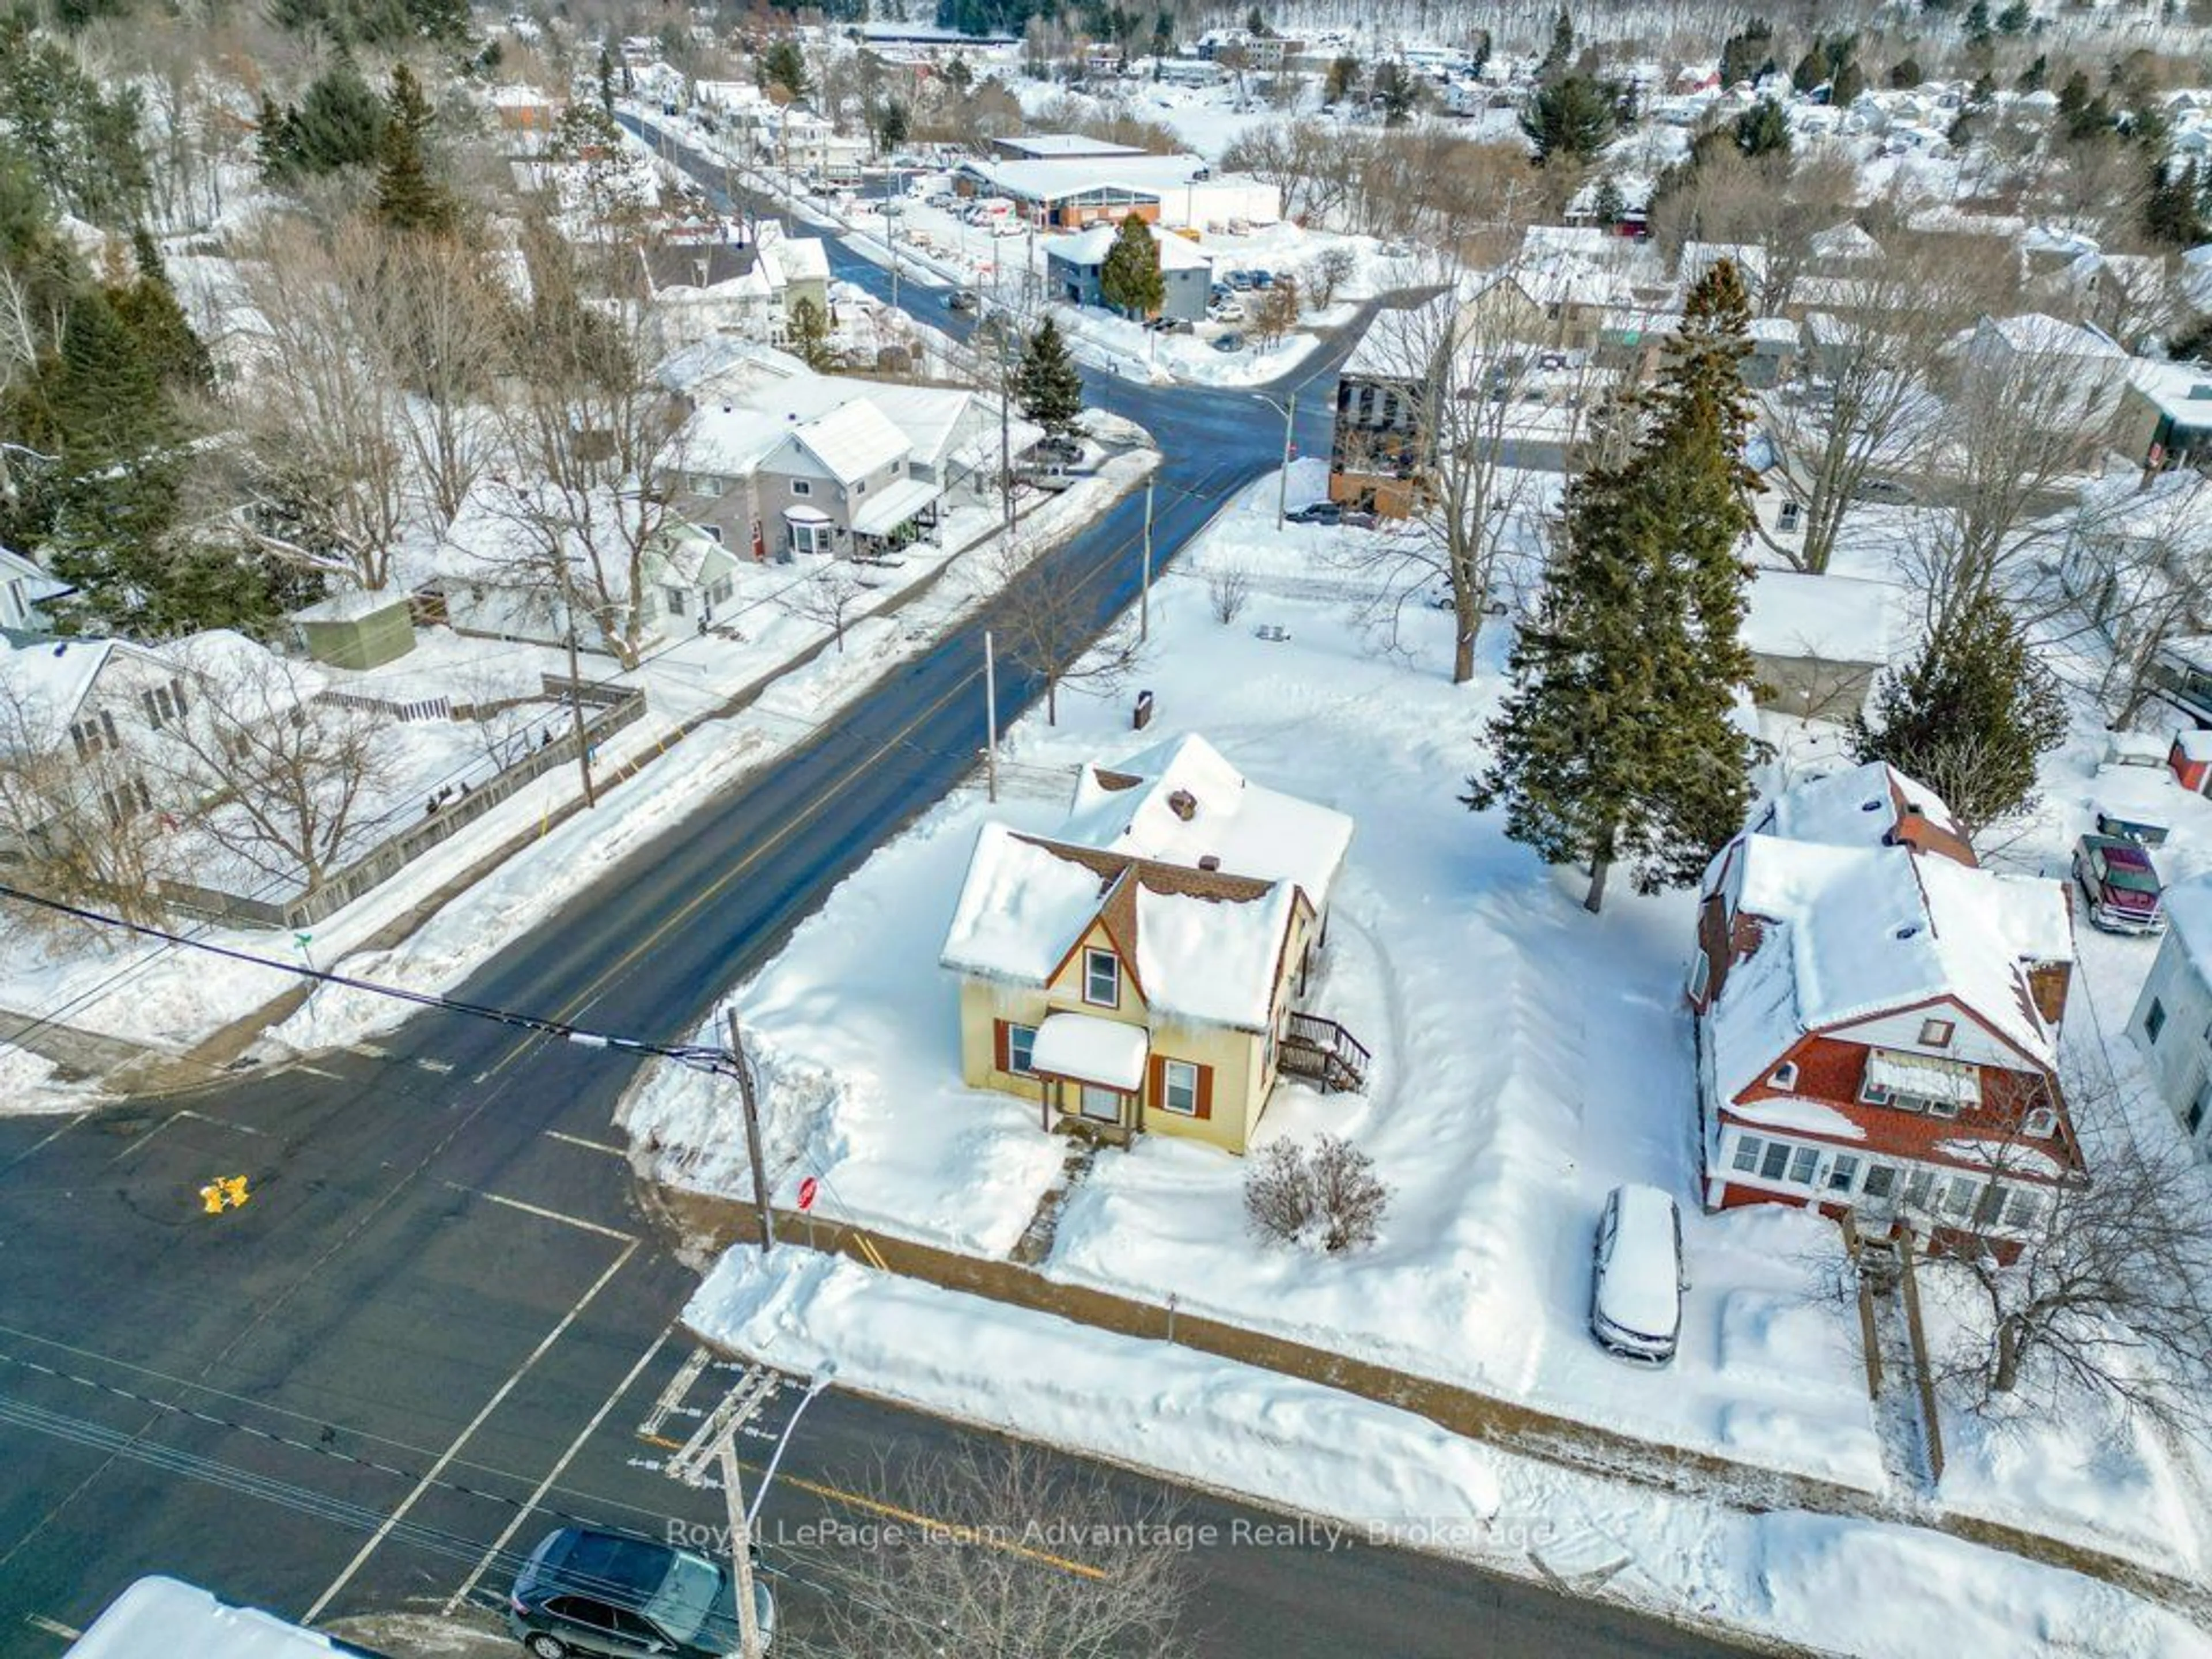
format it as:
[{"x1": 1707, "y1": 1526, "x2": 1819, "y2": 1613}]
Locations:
[{"x1": 507, "y1": 1526, "x2": 775, "y2": 1658}]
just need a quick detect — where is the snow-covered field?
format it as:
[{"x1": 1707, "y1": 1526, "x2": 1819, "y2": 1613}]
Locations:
[{"x1": 628, "y1": 460, "x2": 2212, "y2": 1603}]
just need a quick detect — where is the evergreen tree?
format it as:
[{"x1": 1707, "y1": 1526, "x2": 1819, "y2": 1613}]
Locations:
[
  {"x1": 1888, "y1": 56, "x2": 1923, "y2": 89},
  {"x1": 1323, "y1": 54, "x2": 1361, "y2": 104},
  {"x1": 2016, "y1": 52, "x2": 2048, "y2": 93},
  {"x1": 1014, "y1": 317, "x2": 1082, "y2": 435},
  {"x1": 1733, "y1": 97, "x2": 1792, "y2": 157},
  {"x1": 1591, "y1": 175, "x2": 1625, "y2": 227},
  {"x1": 786, "y1": 294, "x2": 835, "y2": 370},
  {"x1": 1372, "y1": 61, "x2": 1418, "y2": 126},
  {"x1": 597, "y1": 45, "x2": 616, "y2": 113},
  {"x1": 762, "y1": 38, "x2": 810, "y2": 100},
  {"x1": 1791, "y1": 42, "x2": 1828, "y2": 93},
  {"x1": 1520, "y1": 74, "x2": 1616, "y2": 165},
  {"x1": 1847, "y1": 589, "x2": 2066, "y2": 835},
  {"x1": 1831, "y1": 59, "x2": 1866, "y2": 105},
  {"x1": 288, "y1": 60, "x2": 386, "y2": 176},
  {"x1": 2145, "y1": 159, "x2": 2206, "y2": 249},
  {"x1": 376, "y1": 63, "x2": 457, "y2": 234},
  {"x1": 1097, "y1": 212, "x2": 1162, "y2": 317},
  {"x1": 1965, "y1": 0, "x2": 1994, "y2": 44},
  {"x1": 1538, "y1": 5, "x2": 1574, "y2": 81},
  {"x1": 1465, "y1": 262, "x2": 1761, "y2": 912},
  {"x1": 1719, "y1": 18, "x2": 1774, "y2": 88},
  {"x1": 878, "y1": 97, "x2": 910, "y2": 152},
  {"x1": 114, "y1": 230, "x2": 214, "y2": 396},
  {"x1": 1995, "y1": 0, "x2": 2032, "y2": 33}
]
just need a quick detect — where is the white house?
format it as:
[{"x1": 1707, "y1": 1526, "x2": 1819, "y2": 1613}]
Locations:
[
  {"x1": 1740, "y1": 569, "x2": 1897, "y2": 721},
  {"x1": 2130, "y1": 877, "x2": 2212, "y2": 1157},
  {"x1": 0, "y1": 545, "x2": 71, "y2": 633}
]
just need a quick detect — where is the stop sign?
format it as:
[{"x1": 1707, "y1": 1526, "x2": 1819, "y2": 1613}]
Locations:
[{"x1": 797, "y1": 1176, "x2": 819, "y2": 1212}]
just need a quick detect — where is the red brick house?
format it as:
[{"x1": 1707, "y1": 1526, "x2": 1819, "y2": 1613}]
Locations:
[{"x1": 1688, "y1": 764, "x2": 2083, "y2": 1253}]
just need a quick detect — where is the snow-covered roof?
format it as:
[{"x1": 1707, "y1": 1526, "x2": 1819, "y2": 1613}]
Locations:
[
  {"x1": 963, "y1": 151, "x2": 1215, "y2": 205},
  {"x1": 2161, "y1": 875, "x2": 2212, "y2": 987},
  {"x1": 850, "y1": 475, "x2": 940, "y2": 535},
  {"x1": 770, "y1": 236, "x2": 831, "y2": 283},
  {"x1": 940, "y1": 735, "x2": 1348, "y2": 1032},
  {"x1": 1031, "y1": 1010, "x2": 1148, "y2": 1089},
  {"x1": 1741, "y1": 571, "x2": 1895, "y2": 666},
  {"x1": 1977, "y1": 311, "x2": 2129, "y2": 361},
  {"x1": 1751, "y1": 760, "x2": 1968, "y2": 859},
  {"x1": 2127, "y1": 358, "x2": 2212, "y2": 425},
  {"x1": 0, "y1": 544, "x2": 71, "y2": 606},
  {"x1": 0, "y1": 635, "x2": 168, "y2": 739},
  {"x1": 785, "y1": 400, "x2": 910, "y2": 484},
  {"x1": 66, "y1": 1577, "x2": 351, "y2": 1659},
  {"x1": 1062, "y1": 732, "x2": 1352, "y2": 911},
  {"x1": 1808, "y1": 221, "x2": 1883, "y2": 263},
  {"x1": 1040, "y1": 222, "x2": 1212, "y2": 271}
]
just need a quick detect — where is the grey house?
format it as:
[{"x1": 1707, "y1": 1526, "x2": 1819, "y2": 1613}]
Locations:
[{"x1": 1040, "y1": 223, "x2": 1211, "y2": 322}]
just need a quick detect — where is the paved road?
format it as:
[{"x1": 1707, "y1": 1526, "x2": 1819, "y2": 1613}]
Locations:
[{"x1": 0, "y1": 126, "x2": 1756, "y2": 1658}]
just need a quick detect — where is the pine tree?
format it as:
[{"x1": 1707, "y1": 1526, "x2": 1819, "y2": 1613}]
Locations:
[
  {"x1": 2015, "y1": 52, "x2": 2047, "y2": 93},
  {"x1": 291, "y1": 60, "x2": 385, "y2": 175},
  {"x1": 1734, "y1": 97, "x2": 1792, "y2": 157},
  {"x1": 113, "y1": 230, "x2": 214, "y2": 395},
  {"x1": 1465, "y1": 262, "x2": 1760, "y2": 912},
  {"x1": 786, "y1": 294, "x2": 835, "y2": 370},
  {"x1": 597, "y1": 45, "x2": 616, "y2": 114},
  {"x1": 1719, "y1": 18, "x2": 1774, "y2": 88},
  {"x1": 1097, "y1": 212, "x2": 1163, "y2": 318},
  {"x1": 1591, "y1": 175, "x2": 1625, "y2": 227},
  {"x1": 1323, "y1": 54, "x2": 1361, "y2": 104},
  {"x1": 1520, "y1": 74, "x2": 1616, "y2": 166},
  {"x1": 1014, "y1": 317, "x2": 1082, "y2": 435},
  {"x1": 2146, "y1": 158, "x2": 2208, "y2": 248},
  {"x1": 762, "y1": 38, "x2": 810, "y2": 101},
  {"x1": 1538, "y1": 5, "x2": 1574, "y2": 81},
  {"x1": 1847, "y1": 588, "x2": 2065, "y2": 835},
  {"x1": 1831, "y1": 59, "x2": 1866, "y2": 106},
  {"x1": 376, "y1": 63, "x2": 457, "y2": 234}
]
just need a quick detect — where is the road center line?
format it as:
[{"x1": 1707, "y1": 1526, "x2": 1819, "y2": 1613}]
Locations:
[
  {"x1": 22, "y1": 1614, "x2": 79, "y2": 1642},
  {"x1": 442, "y1": 1324, "x2": 675, "y2": 1616},
  {"x1": 543, "y1": 1130, "x2": 627, "y2": 1157},
  {"x1": 303, "y1": 1236, "x2": 638, "y2": 1622}
]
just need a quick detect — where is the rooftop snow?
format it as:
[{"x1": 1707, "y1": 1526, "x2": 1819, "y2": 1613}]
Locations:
[
  {"x1": 1030, "y1": 1010, "x2": 1148, "y2": 1089},
  {"x1": 1741, "y1": 571, "x2": 1893, "y2": 665},
  {"x1": 786, "y1": 400, "x2": 910, "y2": 484},
  {"x1": 939, "y1": 823, "x2": 1109, "y2": 984},
  {"x1": 66, "y1": 1577, "x2": 351, "y2": 1659},
  {"x1": 1040, "y1": 222, "x2": 1212, "y2": 271},
  {"x1": 1752, "y1": 760, "x2": 1964, "y2": 856}
]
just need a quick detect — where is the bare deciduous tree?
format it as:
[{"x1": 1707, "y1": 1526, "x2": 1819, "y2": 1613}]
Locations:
[
  {"x1": 2054, "y1": 473, "x2": 2212, "y2": 724},
  {"x1": 379, "y1": 232, "x2": 512, "y2": 529},
  {"x1": 1927, "y1": 1065, "x2": 2212, "y2": 1439},
  {"x1": 1206, "y1": 562, "x2": 1252, "y2": 625},
  {"x1": 230, "y1": 217, "x2": 415, "y2": 593},
  {"x1": 989, "y1": 542, "x2": 1142, "y2": 725},
  {"x1": 1305, "y1": 245, "x2": 1357, "y2": 309},
  {"x1": 160, "y1": 645, "x2": 387, "y2": 892},
  {"x1": 807, "y1": 1442, "x2": 1192, "y2": 1659},
  {"x1": 782, "y1": 560, "x2": 870, "y2": 652}
]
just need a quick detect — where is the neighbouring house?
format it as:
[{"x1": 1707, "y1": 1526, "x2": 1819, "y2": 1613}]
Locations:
[
  {"x1": 1327, "y1": 292, "x2": 1450, "y2": 517},
  {"x1": 2114, "y1": 358, "x2": 2212, "y2": 472},
  {"x1": 430, "y1": 482, "x2": 741, "y2": 653},
  {"x1": 990, "y1": 134, "x2": 1150, "y2": 162},
  {"x1": 1688, "y1": 762, "x2": 2083, "y2": 1253},
  {"x1": 1964, "y1": 312, "x2": 2133, "y2": 452},
  {"x1": 756, "y1": 399, "x2": 939, "y2": 558},
  {"x1": 1741, "y1": 570, "x2": 1896, "y2": 721},
  {"x1": 2130, "y1": 877, "x2": 2212, "y2": 1160},
  {"x1": 0, "y1": 545, "x2": 71, "y2": 633},
  {"x1": 939, "y1": 733, "x2": 1366, "y2": 1154},
  {"x1": 952, "y1": 153, "x2": 1279, "y2": 231},
  {"x1": 2058, "y1": 471, "x2": 2212, "y2": 670},
  {"x1": 1041, "y1": 222, "x2": 1212, "y2": 321}
]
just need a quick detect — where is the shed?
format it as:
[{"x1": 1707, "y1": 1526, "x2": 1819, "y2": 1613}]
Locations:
[
  {"x1": 2172, "y1": 728, "x2": 2212, "y2": 794},
  {"x1": 1740, "y1": 571, "x2": 1895, "y2": 721},
  {"x1": 293, "y1": 590, "x2": 415, "y2": 671}
]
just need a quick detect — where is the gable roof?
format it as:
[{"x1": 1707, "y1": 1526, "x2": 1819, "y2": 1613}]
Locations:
[
  {"x1": 0, "y1": 636, "x2": 168, "y2": 740},
  {"x1": 1060, "y1": 732, "x2": 1352, "y2": 910},
  {"x1": 781, "y1": 400, "x2": 909, "y2": 484},
  {"x1": 1750, "y1": 760, "x2": 1973, "y2": 866}
]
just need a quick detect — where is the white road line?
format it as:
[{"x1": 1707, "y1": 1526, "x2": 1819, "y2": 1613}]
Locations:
[
  {"x1": 105, "y1": 1114, "x2": 178, "y2": 1165},
  {"x1": 304, "y1": 1237, "x2": 639, "y2": 1623},
  {"x1": 347, "y1": 1043, "x2": 388, "y2": 1059},
  {"x1": 440, "y1": 1181, "x2": 637, "y2": 1243},
  {"x1": 294, "y1": 1065, "x2": 343, "y2": 1080},
  {"x1": 178, "y1": 1109, "x2": 265, "y2": 1137},
  {"x1": 442, "y1": 1324, "x2": 675, "y2": 1617},
  {"x1": 544, "y1": 1130, "x2": 627, "y2": 1157},
  {"x1": 22, "y1": 1614, "x2": 79, "y2": 1641},
  {"x1": 414, "y1": 1058, "x2": 455, "y2": 1075}
]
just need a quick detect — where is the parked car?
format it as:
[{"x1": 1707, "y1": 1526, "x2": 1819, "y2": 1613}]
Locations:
[
  {"x1": 1213, "y1": 332, "x2": 1245, "y2": 352},
  {"x1": 2073, "y1": 832, "x2": 2166, "y2": 934},
  {"x1": 1249, "y1": 269, "x2": 1274, "y2": 288},
  {"x1": 1207, "y1": 300, "x2": 1245, "y2": 323},
  {"x1": 1285, "y1": 501, "x2": 1342, "y2": 525},
  {"x1": 1850, "y1": 476, "x2": 1916, "y2": 506},
  {"x1": 1588, "y1": 1184, "x2": 1684, "y2": 1366},
  {"x1": 507, "y1": 1526, "x2": 775, "y2": 1659},
  {"x1": 1210, "y1": 282, "x2": 1234, "y2": 302},
  {"x1": 1225, "y1": 269, "x2": 1256, "y2": 290},
  {"x1": 1033, "y1": 435, "x2": 1085, "y2": 463},
  {"x1": 947, "y1": 289, "x2": 980, "y2": 312}
]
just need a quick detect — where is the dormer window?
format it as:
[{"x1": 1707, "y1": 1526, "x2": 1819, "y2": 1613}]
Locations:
[
  {"x1": 1770, "y1": 1062, "x2": 1799, "y2": 1091},
  {"x1": 1919, "y1": 1017, "x2": 1955, "y2": 1048},
  {"x1": 2024, "y1": 1107, "x2": 2057, "y2": 1139}
]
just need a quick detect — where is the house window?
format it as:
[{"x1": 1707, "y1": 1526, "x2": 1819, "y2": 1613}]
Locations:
[
  {"x1": 708, "y1": 577, "x2": 734, "y2": 605},
  {"x1": 141, "y1": 681, "x2": 185, "y2": 730},
  {"x1": 1937, "y1": 1176, "x2": 1976, "y2": 1220},
  {"x1": 1007, "y1": 1022, "x2": 1037, "y2": 1076},
  {"x1": 2002, "y1": 1187, "x2": 2048, "y2": 1230},
  {"x1": 1861, "y1": 1164, "x2": 1898, "y2": 1201},
  {"x1": 665, "y1": 586, "x2": 688, "y2": 616},
  {"x1": 1919, "y1": 1018, "x2": 1955, "y2": 1048},
  {"x1": 1778, "y1": 501, "x2": 1802, "y2": 533},
  {"x1": 1687, "y1": 952, "x2": 1711, "y2": 1002},
  {"x1": 1759, "y1": 1140, "x2": 1791, "y2": 1181},
  {"x1": 1903, "y1": 1168, "x2": 1936, "y2": 1211},
  {"x1": 1859, "y1": 1071, "x2": 1893, "y2": 1107},
  {"x1": 2145, "y1": 997, "x2": 2168, "y2": 1043},
  {"x1": 1770, "y1": 1061, "x2": 1799, "y2": 1091},
  {"x1": 2023, "y1": 1107, "x2": 2058, "y2": 1139},
  {"x1": 1825, "y1": 1154, "x2": 1861, "y2": 1194},
  {"x1": 1160, "y1": 1058, "x2": 1200, "y2": 1116},
  {"x1": 1083, "y1": 948, "x2": 1118, "y2": 1007},
  {"x1": 791, "y1": 479, "x2": 812, "y2": 497},
  {"x1": 1787, "y1": 1145, "x2": 1820, "y2": 1185},
  {"x1": 1732, "y1": 1134, "x2": 1763, "y2": 1173}
]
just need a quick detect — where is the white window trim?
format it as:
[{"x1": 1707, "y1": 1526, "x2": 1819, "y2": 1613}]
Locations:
[
  {"x1": 1770, "y1": 1060, "x2": 1799, "y2": 1091},
  {"x1": 1159, "y1": 1058, "x2": 1199, "y2": 1116},
  {"x1": 1083, "y1": 947, "x2": 1119, "y2": 1008}
]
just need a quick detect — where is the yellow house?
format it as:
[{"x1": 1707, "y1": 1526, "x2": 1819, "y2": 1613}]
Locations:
[{"x1": 940, "y1": 734, "x2": 1365, "y2": 1155}]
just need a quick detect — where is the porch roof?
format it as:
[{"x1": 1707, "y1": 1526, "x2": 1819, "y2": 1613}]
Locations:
[
  {"x1": 850, "y1": 476, "x2": 939, "y2": 537},
  {"x1": 1031, "y1": 1012, "x2": 1149, "y2": 1092}
]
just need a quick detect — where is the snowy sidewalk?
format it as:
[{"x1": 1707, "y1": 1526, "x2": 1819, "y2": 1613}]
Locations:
[
  {"x1": 661, "y1": 1182, "x2": 2212, "y2": 1627},
  {"x1": 683, "y1": 1245, "x2": 2212, "y2": 1659}
]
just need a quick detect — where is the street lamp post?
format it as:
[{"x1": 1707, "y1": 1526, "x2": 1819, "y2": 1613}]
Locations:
[{"x1": 1252, "y1": 391, "x2": 1299, "y2": 529}]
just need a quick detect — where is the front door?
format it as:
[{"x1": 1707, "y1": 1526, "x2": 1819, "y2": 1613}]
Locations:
[{"x1": 1078, "y1": 1084, "x2": 1122, "y2": 1124}]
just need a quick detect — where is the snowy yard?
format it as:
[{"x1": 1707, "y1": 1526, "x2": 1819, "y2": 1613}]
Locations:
[{"x1": 626, "y1": 461, "x2": 2212, "y2": 1593}]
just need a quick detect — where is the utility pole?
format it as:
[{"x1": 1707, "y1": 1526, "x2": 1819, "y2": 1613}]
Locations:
[
  {"x1": 553, "y1": 528, "x2": 598, "y2": 809},
  {"x1": 1140, "y1": 478, "x2": 1154, "y2": 642},
  {"x1": 984, "y1": 629, "x2": 999, "y2": 804},
  {"x1": 1277, "y1": 390, "x2": 1297, "y2": 531},
  {"x1": 725, "y1": 1007, "x2": 776, "y2": 1256},
  {"x1": 665, "y1": 1368, "x2": 777, "y2": 1659}
]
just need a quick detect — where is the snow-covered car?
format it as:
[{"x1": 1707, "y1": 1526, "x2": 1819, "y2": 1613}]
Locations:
[
  {"x1": 1589, "y1": 1184, "x2": 1685, "y2": 1366},
  {"x1": 1207, "y1": 300, "x2": 1245, "y2": 323},
  {"x1": 2073, "y1": 832, "x2": 2165, "y2": 934},
  {"x1": 1213, "y1": 332, "x2": 1245, "y2": 353},
  {"x1": 946, "y1": 289, "x2": 980, "y2": 312},
  {"x1": 1285, "y1": 501, "x2": 1342, "y2": 525}
]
